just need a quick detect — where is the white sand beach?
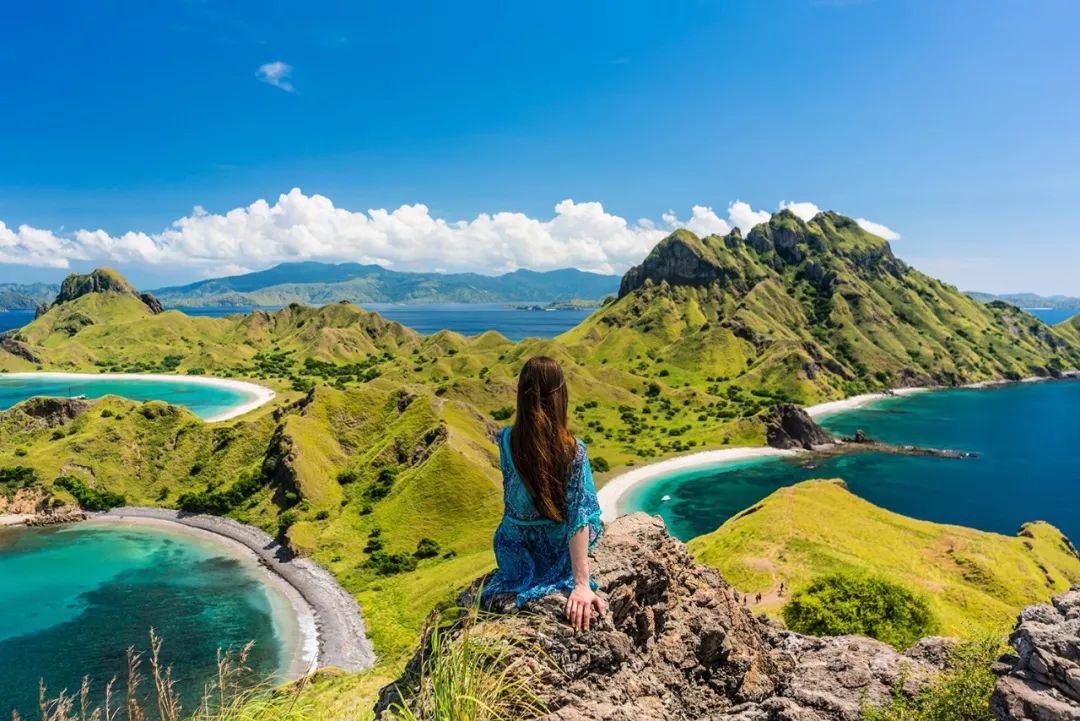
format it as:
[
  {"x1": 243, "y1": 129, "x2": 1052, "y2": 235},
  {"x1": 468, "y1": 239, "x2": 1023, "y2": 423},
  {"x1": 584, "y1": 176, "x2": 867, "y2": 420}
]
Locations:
[
  {"x1": 803, "y1": 387, "x2": 930, "y2": 419},
  {"x1": 597, "y1": 446, "x2": 800, "y2": 523},
  {"x1": 0, "y1": 372, "x2": 276, "y2": 422},
  {"x1": 88, "y1": 508, "x2": 375, "y2": 677}
]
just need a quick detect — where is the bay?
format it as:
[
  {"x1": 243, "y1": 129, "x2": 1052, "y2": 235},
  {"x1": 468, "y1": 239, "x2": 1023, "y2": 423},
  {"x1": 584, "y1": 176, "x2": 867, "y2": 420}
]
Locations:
[
  {"x1": 623, "y1": 380, "x2": 1080, "y2": 543},
  {"x1": 0, "y1": 523, "x2": 296, "y2": 717}
]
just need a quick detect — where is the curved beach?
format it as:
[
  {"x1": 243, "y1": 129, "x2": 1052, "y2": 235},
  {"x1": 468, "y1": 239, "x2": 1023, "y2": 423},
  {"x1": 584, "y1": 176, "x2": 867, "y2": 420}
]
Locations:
[
  {"x1": 93, "y1": 507, "x2": 375, "y2": 676},
  {"x1": 598, "y1": 387, "x2": 932, "y2": 523},
  {"x1": 0, "y1": 372, "x2": 276, "y2": 422}
]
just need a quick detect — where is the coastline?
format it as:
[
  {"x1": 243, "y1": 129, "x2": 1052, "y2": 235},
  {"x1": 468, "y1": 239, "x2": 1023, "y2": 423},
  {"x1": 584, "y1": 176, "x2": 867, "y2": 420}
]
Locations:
[
  {"x1": 598, "y1": 372, "x2": 1080, "y2": 523},
  {"x1": 597, "y1": 447, "x2": 799, "y2": 523},
  {"x1": 0, "y1": 371, "x2": 276, "y2": 422},
  {"x1": 90, "y1": 507, "x2": 375, "y2": 676}
]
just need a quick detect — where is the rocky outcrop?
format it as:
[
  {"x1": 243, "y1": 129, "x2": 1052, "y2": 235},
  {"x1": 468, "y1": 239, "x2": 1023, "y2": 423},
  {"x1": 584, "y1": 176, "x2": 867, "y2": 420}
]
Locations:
[
  {"x1": 52, "y1": 268, "x2": 163, "y2": 314},
  {"x1": 13, "y1": 396, "x2": 91, "y2": 427},
  {"x1": 765, "y1": 404, "x2": 835, "y2": 450},
  {"x1": 992, "y1": 586, "x2": 1080, "y2": 721},
  {"x1": 0, "y1": 334, "x2": 42, "y2": 363},
  {"x1": 618, "y1": 231, "x2": 746, "y2": 299},
  {"x1": 376, "y1": 514, "x2": 945, "y2": 721}
]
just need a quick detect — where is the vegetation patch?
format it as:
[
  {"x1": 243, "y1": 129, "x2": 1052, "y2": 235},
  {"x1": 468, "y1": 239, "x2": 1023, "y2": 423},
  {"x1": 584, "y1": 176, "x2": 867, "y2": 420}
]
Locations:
[{"x1": 782, "y1": 571, "x2": 937, "y2": 649}]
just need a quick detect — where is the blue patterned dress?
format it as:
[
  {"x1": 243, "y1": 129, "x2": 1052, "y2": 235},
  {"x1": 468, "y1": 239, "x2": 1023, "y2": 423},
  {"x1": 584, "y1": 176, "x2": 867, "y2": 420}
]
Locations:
[{"x1": 481, "y1": 427, "x2": 603, "y2": 607}]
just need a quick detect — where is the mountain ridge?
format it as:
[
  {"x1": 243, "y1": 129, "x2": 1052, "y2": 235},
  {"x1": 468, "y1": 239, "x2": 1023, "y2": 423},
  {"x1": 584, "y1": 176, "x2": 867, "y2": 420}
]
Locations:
[{"x1": 151, "y1": 262, "x2": 620, "y2": 306}]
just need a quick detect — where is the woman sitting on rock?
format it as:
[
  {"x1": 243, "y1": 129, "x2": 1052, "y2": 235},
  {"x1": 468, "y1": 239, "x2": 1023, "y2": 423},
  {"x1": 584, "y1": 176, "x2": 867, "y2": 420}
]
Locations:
[{"x1": 481, "y1": 355, "x2": 605, "y2": 631}]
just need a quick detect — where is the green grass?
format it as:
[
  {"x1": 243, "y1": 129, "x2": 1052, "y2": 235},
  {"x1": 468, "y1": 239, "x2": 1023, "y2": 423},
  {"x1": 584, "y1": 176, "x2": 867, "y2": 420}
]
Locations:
[
  {"x1": 689, "y1": 479, "x2": 1080, "y2": 635},
  {"x1": 862, "y1": 636, "x2": 1002, "y2": 721}
]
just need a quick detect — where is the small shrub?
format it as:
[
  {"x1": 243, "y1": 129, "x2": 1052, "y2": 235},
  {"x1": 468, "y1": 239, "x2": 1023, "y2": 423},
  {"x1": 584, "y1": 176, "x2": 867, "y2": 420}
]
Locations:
[
  {"x1": 783, "y1": 572, "x2": 937, "y2": 650},
  {"x1": 489, "y1": 406, "x2": 515, "y2": 421},
  {"x1": 14, "y1": 447, "x2": 27, "y2": 457},
  {"x1": 366, "y1": 551, "x2": 418, "y2": 576},
  {"x1": 414, "y1": 537, "x2": 441, "y2": 559},
  {"x1": 591, "y1": 456, "x2": 610, "y2": 473},
  {"x1": 100, "y1": 408, "x2": 114, "y2": 418},
  {"x1": 277, "y1": 510, "x2": 299, "y2": 537},
  {"x1": 314, "y1": 509, "x2": 331, "y2": 521},
  {"x1": 366, "y1": 467, "x2": 398, "y2": 501}
]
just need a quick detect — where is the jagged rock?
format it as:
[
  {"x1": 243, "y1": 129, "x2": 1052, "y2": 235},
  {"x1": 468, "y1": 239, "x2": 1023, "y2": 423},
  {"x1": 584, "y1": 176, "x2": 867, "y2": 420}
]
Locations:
[
  {"x1": 376, "y1": 514, "x2": 942, "y2": 721},
  {"x1": 992, "y1": 586, "x2": 1080, "y2": 721},
  {"x1": 52, "y1": 268, "x2": 163, "y2": 314},
  {"x1": 765, "y1": 404, "x2": 834, "y2": 450},
  {"x1": 619, "y1": 231, "x2": 746, "y2": 299},
  {"x1": 139, "y1": 291, "x2": 164, "y2": 314},
  {"x1": 0, "y1": 335, "x2": 42, "y2": 363},
  {"x1": 13, "y1": 396, "x2": 91, "y2": 427}
]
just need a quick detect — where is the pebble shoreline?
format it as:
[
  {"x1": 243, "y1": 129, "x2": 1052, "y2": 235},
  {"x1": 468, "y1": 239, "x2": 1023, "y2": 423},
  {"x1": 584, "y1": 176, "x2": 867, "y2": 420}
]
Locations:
[{"x1": 94, "y1": 507, "x2": 376, "y2": 675}]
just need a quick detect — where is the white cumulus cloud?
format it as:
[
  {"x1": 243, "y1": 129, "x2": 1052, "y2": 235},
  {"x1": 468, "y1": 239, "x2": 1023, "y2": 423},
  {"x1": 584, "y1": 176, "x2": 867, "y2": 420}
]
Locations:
[
  {"x1": 855, "y1": 217, "x2": 901, "y2": 241},
  {"x1": 257, "y1": 61, "x2": 294, "y2": 92},
  {"x1": 0, "y1": 191, "x2": 903, "y2": 277},
  {"x1": 727, "y1": 201, "x2": 772, "y2": 233},
  {"x1": 778, "y1": 200, "x2": 822, "y2": 222}
]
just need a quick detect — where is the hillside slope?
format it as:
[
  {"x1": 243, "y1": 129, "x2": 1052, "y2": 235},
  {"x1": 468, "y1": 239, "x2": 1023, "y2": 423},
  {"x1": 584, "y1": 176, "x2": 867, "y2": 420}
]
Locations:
[
  {"x1": 563, "y1": 211, "x2": 1080, "y2": 404},
  {"x1": 689, "y1": 479, "x2": 1080, "y2": 635}
]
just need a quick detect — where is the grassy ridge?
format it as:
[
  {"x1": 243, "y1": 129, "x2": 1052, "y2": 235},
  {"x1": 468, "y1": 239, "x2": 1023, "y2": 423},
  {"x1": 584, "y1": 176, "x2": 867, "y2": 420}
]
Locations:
[{"x1": 689, "y1": 479, "x2": 1080, "y2": 635}]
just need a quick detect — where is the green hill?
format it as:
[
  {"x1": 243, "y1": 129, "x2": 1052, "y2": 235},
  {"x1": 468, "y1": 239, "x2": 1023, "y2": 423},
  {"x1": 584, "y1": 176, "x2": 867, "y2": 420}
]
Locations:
[
  {"x1": 564, "y1": 211, "x2": 1080, "y2": 403},
  {"x1": 688, "y1": 479, "x2": 1080, "y2": 635}
]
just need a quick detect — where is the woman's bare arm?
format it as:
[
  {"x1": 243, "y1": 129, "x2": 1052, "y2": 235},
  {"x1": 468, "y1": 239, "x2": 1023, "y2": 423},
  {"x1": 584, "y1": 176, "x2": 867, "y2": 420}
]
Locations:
[{"x1": 565, "y1": 525, "x2": 605, "y2": 631}]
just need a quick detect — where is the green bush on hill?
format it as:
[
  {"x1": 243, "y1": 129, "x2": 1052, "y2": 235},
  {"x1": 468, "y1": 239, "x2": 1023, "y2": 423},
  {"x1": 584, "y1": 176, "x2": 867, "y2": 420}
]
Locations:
[
  {"x1": 782, "y1": 571, "x2": 937, "y2": 649},
  {"x1": 53, "y1": 474, "x2": 126, "y2": 511},
  {"x1": 177, "y1": 469, "x2": 264, "y2": 515},
  {"x1": 0, "y1": 466, "x2": 39, "y2": 497}
]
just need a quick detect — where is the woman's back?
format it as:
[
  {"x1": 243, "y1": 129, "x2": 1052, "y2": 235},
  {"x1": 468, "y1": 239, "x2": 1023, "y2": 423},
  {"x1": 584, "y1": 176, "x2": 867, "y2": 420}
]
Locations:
[{"x1": 482, "y1": 426, "x2": 602, "y2": 606}]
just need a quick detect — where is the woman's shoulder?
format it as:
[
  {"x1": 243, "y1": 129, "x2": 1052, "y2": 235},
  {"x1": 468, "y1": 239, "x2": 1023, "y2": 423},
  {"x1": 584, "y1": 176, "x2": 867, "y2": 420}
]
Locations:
[{"x1": 572, "y1": 435, "x2": 588, "y2": 461}]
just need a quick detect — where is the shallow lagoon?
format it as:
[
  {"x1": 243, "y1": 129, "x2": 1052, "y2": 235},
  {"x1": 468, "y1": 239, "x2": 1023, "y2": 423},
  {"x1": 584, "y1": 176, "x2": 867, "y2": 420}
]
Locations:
[
  {"x1": 0, "y1": 373, "x2": 269, "y2": 421},
  {"x1": 0, "y1": 522, "x2": 299, "y2": 717}
]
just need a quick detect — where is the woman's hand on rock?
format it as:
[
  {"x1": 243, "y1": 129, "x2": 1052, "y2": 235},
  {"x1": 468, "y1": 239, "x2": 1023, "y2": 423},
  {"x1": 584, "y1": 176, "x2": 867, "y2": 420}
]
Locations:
[{"x1": 565, "y1": 584, "x2": 605, "y2": 632}]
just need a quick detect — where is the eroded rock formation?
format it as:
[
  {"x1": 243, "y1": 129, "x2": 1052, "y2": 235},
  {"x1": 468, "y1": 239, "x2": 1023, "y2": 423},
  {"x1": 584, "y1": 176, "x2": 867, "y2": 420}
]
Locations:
[
  {"x1": 765, "y1": 404, "x2": 834, "y2": 450},
  {"x1": 376, "y1": 514, "x2": 945, "y2": 720},
  {"x1": 992, "y1": 586, "x2": 1080, "y2": 721}
]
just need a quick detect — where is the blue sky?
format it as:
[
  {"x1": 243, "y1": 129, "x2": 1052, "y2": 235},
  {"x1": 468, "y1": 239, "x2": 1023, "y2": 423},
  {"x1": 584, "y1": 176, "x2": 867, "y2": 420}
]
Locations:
[{"x1": 1, "y1": 0, "x2": 1077, "y2": 293}]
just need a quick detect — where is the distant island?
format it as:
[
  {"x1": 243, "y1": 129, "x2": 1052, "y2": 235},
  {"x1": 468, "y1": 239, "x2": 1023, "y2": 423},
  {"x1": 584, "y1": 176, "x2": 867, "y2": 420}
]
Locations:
[
  {"x1": 150, "y1": 262, "x2": 620, "y2": 307},
  {"x1": 968, "y1": 290, "x2": 1080, "y2": 310}
]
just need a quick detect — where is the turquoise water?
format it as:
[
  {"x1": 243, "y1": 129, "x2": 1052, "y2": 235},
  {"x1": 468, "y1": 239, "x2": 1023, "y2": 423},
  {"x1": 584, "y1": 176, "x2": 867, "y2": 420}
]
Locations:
[
  {"x1": 0, "y1": 375, "x2": 257, "y2": 420},
  {"x1": 623, "y1": 380, "x2": 1080, "y2": 543},
  {"x1": 0, "y1": 523, "x2": 291, "y2": 717}
]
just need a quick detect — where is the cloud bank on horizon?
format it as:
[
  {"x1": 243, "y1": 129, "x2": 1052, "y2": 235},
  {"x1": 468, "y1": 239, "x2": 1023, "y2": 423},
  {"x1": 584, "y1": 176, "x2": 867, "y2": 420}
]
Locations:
[{"x1": 0, "y1": 190, "x2": 899, "y2": 277}]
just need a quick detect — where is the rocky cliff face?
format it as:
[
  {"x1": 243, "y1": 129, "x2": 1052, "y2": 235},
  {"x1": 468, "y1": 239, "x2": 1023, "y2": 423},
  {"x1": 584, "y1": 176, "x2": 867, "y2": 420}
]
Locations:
[
  {"x1": 993, "y1": 586, "x2": 1080, "y2": 721},
  {"x1": 52, "y1": 268, "x2": 163, "y2": 314},
  {"x1": 764, "y1": 404, "x2": 835, "y2": 450},
  {"x1": 376, "y1": 514, "x2": 947, "y2": 721}
]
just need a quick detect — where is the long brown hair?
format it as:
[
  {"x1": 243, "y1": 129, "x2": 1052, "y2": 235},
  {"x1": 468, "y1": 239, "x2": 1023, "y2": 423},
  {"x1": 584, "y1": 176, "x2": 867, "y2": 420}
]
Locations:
[{"x1": 510, "y1": 356, "x2": 576, "y2": 522}]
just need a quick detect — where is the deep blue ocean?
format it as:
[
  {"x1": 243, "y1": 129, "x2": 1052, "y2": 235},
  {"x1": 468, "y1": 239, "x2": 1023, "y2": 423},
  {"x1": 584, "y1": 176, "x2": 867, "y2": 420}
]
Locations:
[
  {"x1": 0, "y1": 523, "x2": 294, "y2": 717},
  {"x1": 0, "y1": 304, "x2": 593, "y2": 340},
  {"x1": 624, "y1": 380, "x2": 1080, "y2": 544}
]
